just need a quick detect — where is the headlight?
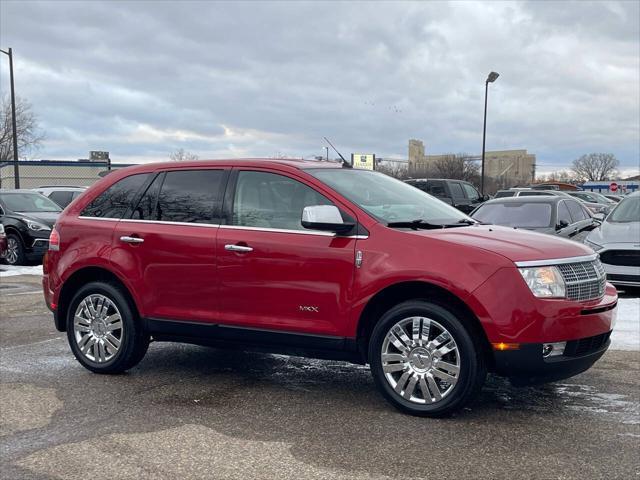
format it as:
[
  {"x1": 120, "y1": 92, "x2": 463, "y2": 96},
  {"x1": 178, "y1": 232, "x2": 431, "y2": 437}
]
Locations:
[
  {"x1": 25, "y1": 220, "x2": 51, "y2": 232},
  {"x1": 518, "y1": 266, "x2": 566, "y2": 298},
  {"x1": 584, "y1": 238, "x2": 603, "y2": 252}
]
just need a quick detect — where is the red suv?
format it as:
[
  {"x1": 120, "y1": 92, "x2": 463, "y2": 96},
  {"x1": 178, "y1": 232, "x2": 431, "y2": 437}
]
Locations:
[{"x1": 43, "y1": 160, "x2": 618, "y2": 416}]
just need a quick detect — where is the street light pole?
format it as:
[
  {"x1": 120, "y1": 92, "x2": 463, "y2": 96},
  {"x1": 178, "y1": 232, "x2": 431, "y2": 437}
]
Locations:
[
  {"x1": 481, "y1": 71, "x2": 499, "y2": 196},
  {"x1": 0, "y1": 47, "x2": 20, "y2": 188}
]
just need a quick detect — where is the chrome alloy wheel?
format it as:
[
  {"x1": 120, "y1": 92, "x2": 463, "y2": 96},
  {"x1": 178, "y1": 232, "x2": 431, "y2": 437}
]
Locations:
[
  {"x1": 73, "y1": 294, "x2": 123, "y2": 363},
  {"x1": 381, "y1": 317, "x2": 461, "y2": 404},
  {"x1": 5, "y1": 237, "x2": 19, "y2": 264}
]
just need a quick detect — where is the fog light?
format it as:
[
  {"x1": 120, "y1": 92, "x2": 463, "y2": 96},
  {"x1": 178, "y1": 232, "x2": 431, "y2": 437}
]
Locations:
[{"x1": 542, "y1": 342, "x2": 566, "y2": 358}]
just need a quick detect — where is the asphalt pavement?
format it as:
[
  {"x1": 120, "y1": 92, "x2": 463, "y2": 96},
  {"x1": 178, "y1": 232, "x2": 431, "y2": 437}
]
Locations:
[{"x1": 1, "y1": 274, "x2": 639, "y2": 479}]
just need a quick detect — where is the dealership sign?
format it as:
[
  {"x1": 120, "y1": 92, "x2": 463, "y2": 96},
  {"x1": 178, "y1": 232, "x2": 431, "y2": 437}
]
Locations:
[{"x1": 351, "y1": 153, "x2": 376, "y2": 170}]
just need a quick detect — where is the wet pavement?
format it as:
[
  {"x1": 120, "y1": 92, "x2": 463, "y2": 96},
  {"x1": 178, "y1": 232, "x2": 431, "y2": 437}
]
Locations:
[{"x1": 1, "y1": 275, "x2": 639, "y2": 479}]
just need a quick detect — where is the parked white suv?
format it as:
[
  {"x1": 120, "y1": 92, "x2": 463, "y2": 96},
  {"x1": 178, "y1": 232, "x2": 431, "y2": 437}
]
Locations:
[{"x1": 34, "y1": 186, "x2": 86, "y2": 209}]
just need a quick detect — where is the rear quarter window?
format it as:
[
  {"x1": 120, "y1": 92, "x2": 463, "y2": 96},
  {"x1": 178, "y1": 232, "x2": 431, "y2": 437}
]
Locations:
[{"x1": 81, "y1": 174, "x2": 150, "y2": 219}]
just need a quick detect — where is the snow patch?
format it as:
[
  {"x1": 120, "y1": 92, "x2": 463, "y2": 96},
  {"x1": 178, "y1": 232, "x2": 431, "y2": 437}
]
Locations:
[
  {"x1": 611, "y1": 297, "x2": 640, "y2": 351},
  {"x1": 0, "y1": 265, "x2": 44, "y2": 277}
]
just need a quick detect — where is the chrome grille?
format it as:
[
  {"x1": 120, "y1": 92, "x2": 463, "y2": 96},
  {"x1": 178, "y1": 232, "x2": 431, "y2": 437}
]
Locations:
[{"x1": 557, "y1": 259, "x2": 606, "y2": 302}]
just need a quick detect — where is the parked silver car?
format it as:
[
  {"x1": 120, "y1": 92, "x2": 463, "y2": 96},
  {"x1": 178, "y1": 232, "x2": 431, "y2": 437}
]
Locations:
[{"x1": 585, "y1": 192, "x2": 640, "y2": 287}]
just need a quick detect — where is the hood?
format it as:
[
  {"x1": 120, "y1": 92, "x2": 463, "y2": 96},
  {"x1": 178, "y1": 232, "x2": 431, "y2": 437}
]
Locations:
[
  {"x1": 14, "y1": 211, "x2": 59, "y2": 228},
  {"x1": 587, "y1": 220, "x2": 640, "y2": 246},
  {"x1": 408, "y1": 225, "x2": 592, "y2": 263}
]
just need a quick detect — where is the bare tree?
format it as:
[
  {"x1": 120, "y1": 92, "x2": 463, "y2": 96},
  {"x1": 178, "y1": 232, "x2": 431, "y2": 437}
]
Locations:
[
  {"x1": 377, "y1": 160, "x2": 408, "y2": 179},
  {"x1": 169, "y1": 148, "x2": 199, "y2": 161},
  {"x1": 571, "y1": 153, "x2": 619, "y2": 181},
  {"x1": 0, "y1": 95, "x2": 44, "y2": 160}
]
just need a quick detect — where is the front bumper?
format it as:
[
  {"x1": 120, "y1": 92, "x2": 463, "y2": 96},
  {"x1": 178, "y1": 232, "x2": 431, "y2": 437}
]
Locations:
[
  {"x1": 26, "y1": 236, "x2": 49, "y2": 259},
  {"x1": 494, "y1": 332, "x2": 611, "y2": 385}
]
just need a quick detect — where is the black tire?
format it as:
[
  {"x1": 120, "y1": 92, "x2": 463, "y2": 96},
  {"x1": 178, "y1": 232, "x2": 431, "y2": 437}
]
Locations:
[
  {"x1": 5, "y1": 233, "x2": 26, "y2": 266},
  {"x1": 369, "y1": 300, "x2": 486, "y2": 417},
  {"x1": 66, "y1": 281, "x2": 149, "y2": 374}
]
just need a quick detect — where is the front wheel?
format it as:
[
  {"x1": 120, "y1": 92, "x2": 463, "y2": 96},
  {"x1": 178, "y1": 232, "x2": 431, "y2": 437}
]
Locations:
[
  {"x1": 369, "y1": 300, "x2": 486, "y2": 417},
  {"x1": 5, "y1": 234, "x2": 26, "y2": 265},
  {"x1": 66, "y1": 282, "x2": 149, "y2": 374}
]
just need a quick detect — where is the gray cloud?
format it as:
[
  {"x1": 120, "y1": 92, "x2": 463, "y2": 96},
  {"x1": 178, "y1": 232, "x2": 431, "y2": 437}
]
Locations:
[{"x1": 1, "y1": 0, "x2": 638, "y2": 172}]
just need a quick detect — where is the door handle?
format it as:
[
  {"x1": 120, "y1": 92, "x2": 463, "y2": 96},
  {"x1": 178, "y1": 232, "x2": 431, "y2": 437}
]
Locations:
[
  {"x1": 120, "y1": 236, "x2": 144, "y2": 244},
  {"x1": 225, "y1": 244, "x2": 253, "y2": 253}
]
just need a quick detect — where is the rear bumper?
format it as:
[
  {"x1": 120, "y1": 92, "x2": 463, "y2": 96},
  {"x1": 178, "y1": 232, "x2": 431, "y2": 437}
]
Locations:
[{"x1": 494, "y1": 332, "x2": 611, "y2": 386}]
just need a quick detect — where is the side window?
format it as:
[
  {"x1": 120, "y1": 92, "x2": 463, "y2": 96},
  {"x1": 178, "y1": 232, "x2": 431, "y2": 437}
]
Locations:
[
  {"x1": 426, "y1": 181, "x2": 446, "y2": 197},
  {"x1": 566, "y1": 200, "x2": 588, "y2": 222},
  {"x1": 449, "y1": 182, "x2": 465, "y2": 200},
  {"x1": 462, "y1": 183, "x2": 480, "y2": 201},
  {"x1": 557, "y1": 201, "x2": 572, "y2": 225},
  {"x1": 232, "y1": 171, "x2": 333, "y2": 230},
  {"x1": 81, "y1": 174, "x2": 149, "y2": 219},
  {"x1": 131, "y1": 174, "x2": 164, "y2": 220},
  {"x1": 156, "y1": 170, "x2": 224, "y2": 224},
  {"x1": 49, "y1": 191, "x2": 72, "y2": 207}
]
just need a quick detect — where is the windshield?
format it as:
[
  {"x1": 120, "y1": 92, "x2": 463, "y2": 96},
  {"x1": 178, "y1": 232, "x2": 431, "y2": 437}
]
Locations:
[
  {"x1": 472, "y1": 202, "x2": 553, "y2": 228},
  {"x1": 607, "y1": 196, "x2": 639, "y2": 223},
  {"x1": 0, "y1": 193, "x2": 62, "y2": 213},
  {"x1": 308, "y1": 169, "x2": 471, "y2": 224}
]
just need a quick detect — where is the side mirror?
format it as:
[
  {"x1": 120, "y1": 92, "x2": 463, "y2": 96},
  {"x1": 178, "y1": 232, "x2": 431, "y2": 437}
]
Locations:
[
  {"x1": 302, "y1": 205, "x2": 354, "y2": 234},
  {"x1": 556, "y1": 220, "x2": 570, "y2": 231},
  {"x1": 593, "y1": 213, "x2": 605, "y2": 221}
]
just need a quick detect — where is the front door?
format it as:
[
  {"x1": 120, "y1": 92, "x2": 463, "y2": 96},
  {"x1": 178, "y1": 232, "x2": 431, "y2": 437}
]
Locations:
[
  {"x1": 216, "y1": 169, "x2": 357, "y2": 337},
  {"x1": 111, "y1": 168, "x2": 227, "y2": 322}
]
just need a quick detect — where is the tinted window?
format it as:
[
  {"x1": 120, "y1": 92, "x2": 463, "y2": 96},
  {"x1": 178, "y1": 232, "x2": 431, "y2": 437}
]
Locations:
[
  {"x1": 519, "y1": 191, "x2": 550, "y2": 197},
  {"x1": 426, "y1": 181, "x2": 446, "y2": 197},
  {"x1": 131, "y1": 174, "x2": 163, "y2": 220},
  {"x1": 472, "y1": 202, "x2": 553, "y2": 228},
  {"x1": 566, "y1": 200, "x2": 588, "y2": 222},
  {"x1": 462, "y1": 183, "x2": 480, "y2": 201},
  {"x1": 557, "y1": 201, "x2": 572, "y2": 225},
  {"x1": 81, "y1": 174, "x2": 149, "y2": 219},
  {"x1": 156, "y1": 170, "x2": 224, "y2": 224},
  {"x1": 233, "y1": 171, "x2": 333, "y2": 230},
  {"x1": 49, "y1": 191, "x2": 73, "y2": 208},
  {"x1": 449, "y1": 182, "x2": 465, "y2": 199},
  {"x1": 494, "y1": 191, "x2": 515, "y2": 198}
]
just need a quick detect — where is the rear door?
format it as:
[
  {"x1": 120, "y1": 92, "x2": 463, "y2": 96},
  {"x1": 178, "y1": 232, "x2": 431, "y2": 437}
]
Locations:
[
  {"x1": 111, "y1": 168, "x2": 228, "y2": 322},
  {"x1": 216, "y1": 168, "x2": 357, "y2": 336}
]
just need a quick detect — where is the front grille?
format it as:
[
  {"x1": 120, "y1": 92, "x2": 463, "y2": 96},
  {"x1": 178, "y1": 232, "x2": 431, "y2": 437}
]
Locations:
[
  {"x1": 600, "y1": 250, "x2": 640, "y2": 267},
  {"x1": 557, "y1": 259, "x2": 606, "y2": 302},
  {"x1": 564, "y1": 332, "x2": 611, "y2": 357}
]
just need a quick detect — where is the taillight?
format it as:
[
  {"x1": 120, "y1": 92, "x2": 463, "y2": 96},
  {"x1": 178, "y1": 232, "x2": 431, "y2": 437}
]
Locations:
[{"x1": 49, "y1": 227, "x2": 60, "y2": 251}]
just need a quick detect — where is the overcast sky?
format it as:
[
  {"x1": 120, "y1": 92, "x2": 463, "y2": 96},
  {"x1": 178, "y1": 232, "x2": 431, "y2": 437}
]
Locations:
[{"x1": 1, "y1": 0, "x2": 638, "y2": 174}]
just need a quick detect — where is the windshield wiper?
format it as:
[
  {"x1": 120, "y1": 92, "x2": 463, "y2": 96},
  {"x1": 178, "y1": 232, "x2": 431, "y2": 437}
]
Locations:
[
  {"x1": 457, "y1": 219, "x2": 477, "y2": 225},
  {"x1": 387, "y1": 219, "x2": 469, "y2": 230}
]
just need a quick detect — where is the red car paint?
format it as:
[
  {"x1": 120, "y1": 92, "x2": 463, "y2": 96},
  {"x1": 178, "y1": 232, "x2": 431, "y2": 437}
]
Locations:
[{"x1": 43, "y1": 159, "x2": 617, "y2": 380}]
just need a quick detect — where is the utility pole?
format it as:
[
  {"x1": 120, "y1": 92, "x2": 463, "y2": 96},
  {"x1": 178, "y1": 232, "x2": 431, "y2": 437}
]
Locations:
[{"x1": 0, "y1": 47, "x2": 20, "y2": 188}]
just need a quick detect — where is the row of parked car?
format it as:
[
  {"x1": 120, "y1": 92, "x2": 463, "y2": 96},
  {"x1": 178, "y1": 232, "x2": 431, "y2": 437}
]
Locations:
[
  {"x1": 405, "y1": 179, "x2": 638, "y2": 288},
  {"x1": 0, "y1": 186, "x2": 85, "y2": 265},
  {"x1": 0, "y1": 179, "x2": 638, "y2": 288}
]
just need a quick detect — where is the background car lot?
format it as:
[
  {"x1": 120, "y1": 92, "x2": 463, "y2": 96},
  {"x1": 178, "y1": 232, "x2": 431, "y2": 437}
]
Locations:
[{"x1": 1, "y1": 267, "x2": 638, "y2": 479}]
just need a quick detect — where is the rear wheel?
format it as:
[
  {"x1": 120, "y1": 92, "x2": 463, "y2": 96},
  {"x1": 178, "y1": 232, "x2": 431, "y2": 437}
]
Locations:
[
  {"x1": 369, "y1": 300, "x2": 486, "y2": 417},
  {"x1": 66, "y1": 282, "x2": 149, "y2": 374}
]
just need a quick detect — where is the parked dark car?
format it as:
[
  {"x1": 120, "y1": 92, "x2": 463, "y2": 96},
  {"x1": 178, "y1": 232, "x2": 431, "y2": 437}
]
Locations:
[
  {"x1": 43, "y1": 159, "x2": 616, "y2": 417},
  {"x1": 35, "y1": 186, "x2": 87, "y2": 209},
  {"x1": 0, "y1": 190, "x2": 61, "y2": 265},
  {"x1": 471, "y1": 196, "x2": 600, "y2": 242},
  {"x1": 404, "y1": 178, "x2": 487, "y2": 214}
]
